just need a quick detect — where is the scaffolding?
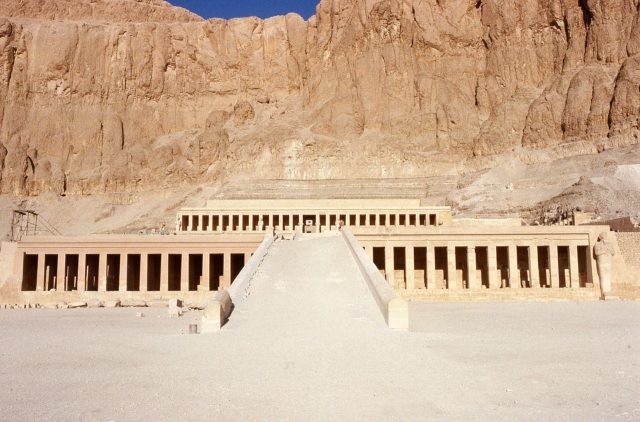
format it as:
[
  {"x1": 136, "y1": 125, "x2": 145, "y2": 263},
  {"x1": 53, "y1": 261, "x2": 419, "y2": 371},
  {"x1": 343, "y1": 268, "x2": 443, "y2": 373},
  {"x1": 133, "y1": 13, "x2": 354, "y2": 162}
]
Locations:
[{"x1": 10, "y1": 210, "x2": 61, "y2": 241}]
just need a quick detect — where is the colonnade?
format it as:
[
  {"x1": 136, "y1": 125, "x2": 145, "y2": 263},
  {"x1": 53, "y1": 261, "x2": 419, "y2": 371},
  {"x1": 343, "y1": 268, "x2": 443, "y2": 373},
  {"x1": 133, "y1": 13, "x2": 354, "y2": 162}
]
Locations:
[
  {"x1": 20, "y1": 250, "x2": 253, "y2": 293},
  {"x1": 178, "y1": 211, "x2": 440, "y2": 233},
  {"x1": 364, "y1": 241, "x2": 593, "y2": 290}
]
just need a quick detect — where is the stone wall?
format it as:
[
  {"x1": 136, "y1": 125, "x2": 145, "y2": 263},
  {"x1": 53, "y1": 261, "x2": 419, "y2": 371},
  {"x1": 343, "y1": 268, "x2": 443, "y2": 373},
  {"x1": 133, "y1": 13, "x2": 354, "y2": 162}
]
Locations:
[{"x1": 615, "y1": 232, "x2": 640, "y2": 285}]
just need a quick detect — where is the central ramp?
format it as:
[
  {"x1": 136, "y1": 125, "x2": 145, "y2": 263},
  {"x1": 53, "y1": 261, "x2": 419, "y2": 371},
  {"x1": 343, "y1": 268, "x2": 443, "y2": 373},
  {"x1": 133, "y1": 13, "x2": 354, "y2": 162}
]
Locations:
[{"x1": 225, "y1": 233, "x2": 384, "y2": 333}]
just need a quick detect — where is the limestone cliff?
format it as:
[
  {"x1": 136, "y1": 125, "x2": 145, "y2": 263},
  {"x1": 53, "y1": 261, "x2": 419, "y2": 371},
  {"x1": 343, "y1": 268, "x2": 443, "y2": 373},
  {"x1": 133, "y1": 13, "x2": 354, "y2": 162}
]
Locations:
[{"x1": 0, "y1": 0, "x2": 640, "y2": 197}]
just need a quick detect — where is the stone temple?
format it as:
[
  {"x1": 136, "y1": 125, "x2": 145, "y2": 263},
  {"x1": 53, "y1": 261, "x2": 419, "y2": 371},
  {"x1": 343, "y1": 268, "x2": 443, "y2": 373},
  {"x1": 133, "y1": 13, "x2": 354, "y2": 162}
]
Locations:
[{"x1": 1, "y1": 198, "x2": 637, "y2": 329}]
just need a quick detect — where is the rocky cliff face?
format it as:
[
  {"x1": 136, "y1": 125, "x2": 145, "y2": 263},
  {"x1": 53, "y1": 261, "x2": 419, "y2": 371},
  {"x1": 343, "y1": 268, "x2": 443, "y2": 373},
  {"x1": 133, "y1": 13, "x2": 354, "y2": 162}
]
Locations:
[{"x1": 0, "y1": 0, "x2": 639, "y2": 197}]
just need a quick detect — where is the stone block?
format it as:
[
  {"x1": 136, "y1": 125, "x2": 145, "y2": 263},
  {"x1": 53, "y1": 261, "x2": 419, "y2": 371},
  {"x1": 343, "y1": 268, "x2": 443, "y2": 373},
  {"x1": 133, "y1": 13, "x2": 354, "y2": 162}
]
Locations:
[
  {"x1": 168, "y1": 299, "x2": 182, "y2": 309},
  {"x1": 68, "y1": 301, "x2": 87, "y2": 308},
  {"x1": 201, "y1": 290, "x2": 233, "y2": 333},
  {"x1": 104, "y1": 300, "x2": 121, "y2": 308},
  {"x1": 87, "y1": 299, "x2": 103, "y2": 308},
  {"x1": 57, "y1": 302, "x2": 69, "y2": 309},
  {"x1": 121, "y1": 299, "x2": 147, "y2": 308}
]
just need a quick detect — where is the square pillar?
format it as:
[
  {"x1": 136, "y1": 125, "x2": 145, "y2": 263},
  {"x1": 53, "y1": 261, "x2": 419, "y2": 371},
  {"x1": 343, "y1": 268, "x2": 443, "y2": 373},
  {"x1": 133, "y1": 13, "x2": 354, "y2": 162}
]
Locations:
[
  {"x1": 98, "y1": 253, "x2": 107, "y2": 292},
  {"x1": 468, "y1": 246, "x2": 479, "y2": 289},
  {"x1": 181, "y1": 254, "x2": 189, "y2": 291},
  {"x1": 187, "y1": 214, "x2": 192, "y2": 231},
  {"x1": 385, "y1": 245, "x2": 395, "y2": 287},
  {"x1": 36, "y1": 254, "x2": 45, "y2": 291},
  {"x1": 405, "y1": 246, "x2": 415, "y2": 290},
  {"x1": 223, "y1": 253, "x2": 231, "y2": 289},
  {"x1": 364, "y1": 246, "x2": 374, "y2": 261},
  {"x1": 57, "y1": 253, "x2": 66, "y2": 292},
  {"x1": 549, "y1": 243, "x2": 559, "y2": 288},
  {"x1": 569, "y1": 245, "x2": 580, "y2": 288},
  {"x1": 160, "y1": 252, "x2": 169, "y2": 292},
  {"x1": 375, "y1": 214, "x2": 381, "y2": 227},
  {"x1": 140, "y1": 253, "x2": 148, "y2": 292},
  {"x1": 447, "y1": 247, "x2": 457, "y2": 289},
  {"x1": 200, "y1": 253, "x2": 210, "y2": 291},
  {"x1": 508, "y1": 245, "x2": 520, "y2": 289},
  {"x1": 395, "y1": 213, "x2": 400, "y2": 227},
  {"x1": 217, "y1": 214, "x2": 223, "y2": 232},
  {"x1": 426, "y1": 244, "x2": 436, "y2": 290},
  {"x1": 487, "y1": 245, "x2": 499, "y2": 289},
  {"x1": 119, "y1": 254, "x2": 127, "y2": 292},
  {"x1": 529, "y1": 246, "x2": 540, "y2": 288},
  {"x1": 77, "y1": 253, "x2": 87, "y2": 292}
]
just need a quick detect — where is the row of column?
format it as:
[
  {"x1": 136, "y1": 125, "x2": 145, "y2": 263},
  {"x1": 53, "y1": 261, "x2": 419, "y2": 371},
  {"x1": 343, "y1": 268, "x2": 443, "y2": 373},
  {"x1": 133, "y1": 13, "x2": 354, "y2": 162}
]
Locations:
[
  {"x1": 179, "y1": 212, "x2": 438, "y2": 233},
  {"x1": 367, "y1": 242, "x2": 588, "y2": 290},
  {"x1": 27, "y1": 251, "x2": 248, "y2": 293}
]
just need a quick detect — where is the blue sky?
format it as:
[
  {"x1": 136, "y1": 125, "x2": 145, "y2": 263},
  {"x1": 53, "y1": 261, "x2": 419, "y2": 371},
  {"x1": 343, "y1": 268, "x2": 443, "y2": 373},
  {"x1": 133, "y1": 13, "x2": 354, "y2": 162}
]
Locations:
[{"x1": 168, "y1": 1, "x2": 318, "y2": 20}]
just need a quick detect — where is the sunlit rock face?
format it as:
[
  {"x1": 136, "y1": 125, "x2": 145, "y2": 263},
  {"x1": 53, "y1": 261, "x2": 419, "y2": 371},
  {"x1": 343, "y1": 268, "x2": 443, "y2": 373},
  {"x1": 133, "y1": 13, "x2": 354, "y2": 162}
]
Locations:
[{"x1": 0, "y1": 0, "x2": 639, "y2": 196}]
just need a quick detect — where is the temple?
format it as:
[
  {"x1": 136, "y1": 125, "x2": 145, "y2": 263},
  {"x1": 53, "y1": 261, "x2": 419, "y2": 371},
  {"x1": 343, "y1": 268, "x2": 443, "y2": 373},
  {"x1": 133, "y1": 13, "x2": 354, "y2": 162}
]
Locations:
[{"x1": 0, "y1": 199, "x2": 637, "y2": 314}]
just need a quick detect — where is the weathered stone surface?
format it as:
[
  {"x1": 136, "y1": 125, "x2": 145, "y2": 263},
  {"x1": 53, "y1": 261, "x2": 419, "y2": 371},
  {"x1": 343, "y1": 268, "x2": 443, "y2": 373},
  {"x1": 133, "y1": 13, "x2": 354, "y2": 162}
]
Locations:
[
  {"x1": 121, "y1": 299, "x2": 147, "y2": 308},
  {"x1": 0, "y1": 0, "x2": 639, "y2": 197},
  {"x1": 147, "y1": 300, "x2": 169, "y2": 308},
  {"x1": 104, "y1": 300, "x2": 121, "y2": 308},
  {"x1": 86, "y1": 299, "x2": 103, "y2": 308},
  {"x1": 68, "y1": 301, "x2": 88, "y2": 308}
]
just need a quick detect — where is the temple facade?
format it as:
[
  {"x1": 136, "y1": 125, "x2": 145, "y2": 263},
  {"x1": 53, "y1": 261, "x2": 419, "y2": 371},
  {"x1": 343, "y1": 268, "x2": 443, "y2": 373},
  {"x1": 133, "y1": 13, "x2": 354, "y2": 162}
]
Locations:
[{"x1": 0, "y1": 199, "x2": 634, "y2": 305}]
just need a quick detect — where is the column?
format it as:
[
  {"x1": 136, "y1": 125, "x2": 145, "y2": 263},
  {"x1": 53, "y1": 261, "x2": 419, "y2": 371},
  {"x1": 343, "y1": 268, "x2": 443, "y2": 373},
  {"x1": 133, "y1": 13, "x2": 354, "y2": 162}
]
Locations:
[
  {"x1": 208, "y1": 214, "x2": 214, "y2": 232},
  {"x1": 278, "y1": 214, "x2": 284, "y2": 230},
  {"x1": 508, "y1": 245, "x2": 520, "y2": 289},
  {"x1": 187, "y1": 214, "x2": 192, "y2": 231},
  {"x1": 98, "y1": 253, "x2": 107, "y2": 292},
  {"x1": 78, "y1": 253, "x2": 86, "y2": 292},
  {"x1": 468, "y1": 246, "x2": 479, "y2": 289},
  {"x1": 385, "y1": 245, "x2": 395, "y2": 287},
  {"x1": 569, "y1": 245, "x2": 580, "y2": 288},
  {"x1": 365, "y1": 214, "x2": 370, "y2": 226},
  {"x1": 217, "y1": 214, "x2": 223, "y2": 232},
  {"x1": 426, "y1": 244, "x2": 436, "y2": 290},
  {"x1": 395, "y1": 213, "x2": 400, "y2": 227},
  {"x1": 375, "y1": 214, "x2": 381, "y2": 227},
  {"x1": 549, "y1": 243, "x2": 559, "y2": 288},
  {"x1": 140, "y1": 253, "x2": 148, "y2": 292},
  {"x1": 447, "y1": 246, "x2": 457, "y2": 289},
  {"x1": 181, "y1": 254, "x2": 189, "y2": 291},
  {"x1": 585, "y1": 244, "x2": 594, "y2": 285},
  {"x1": 385, "y1": 213, "x2": 390, "y2": 228},
  {"x1": 487, "y1": 245, "x2": 499, "y2": 289},
  {"x1": 528, "y1": 245, "x2": 540, "y2": 288},
  {"x1": 36, "y1": 254, "x2": 45, "y2": 291},
  {"x1": 223, "y1": 253, "x2": 231, "y2": 288},
  {"x1": 200, "y1": 253, "x2": 210, "y2": 291},
  {"x1": 160, "y1": 252, "x2": 169, "y2": 292},
  {"x1": 405, "y1": 246, "x2": 415, "y2": 290},
  {"x1": 57, "y1": 253, "x2": 66, "y2": 292},
  {"x1": 119, "y1": 254, "x2": 127, "y2": 292}
]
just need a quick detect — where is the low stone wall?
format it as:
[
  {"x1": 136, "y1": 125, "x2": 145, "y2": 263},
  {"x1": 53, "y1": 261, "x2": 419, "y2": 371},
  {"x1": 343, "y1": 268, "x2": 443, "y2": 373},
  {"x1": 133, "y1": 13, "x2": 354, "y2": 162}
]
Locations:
[
  {"x1": 227, "y1": 234, "x2": 275, "y2": 307},
  {"x1": 0, "y1": 242, "x2": 20, "y2": 304},
  {"x1": 614, "y1": 232, "x2": 640, "y2": 286},
  {"x1": 342, "y1": 229, "x2": 408, "y2": 330}
]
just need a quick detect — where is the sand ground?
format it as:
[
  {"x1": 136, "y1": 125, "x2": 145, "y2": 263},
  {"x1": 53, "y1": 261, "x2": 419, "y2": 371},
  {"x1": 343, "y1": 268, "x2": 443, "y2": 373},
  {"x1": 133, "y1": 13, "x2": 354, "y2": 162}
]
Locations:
[{"x1": 1, "y1": 235, "x2": 638, "y2": 421}]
